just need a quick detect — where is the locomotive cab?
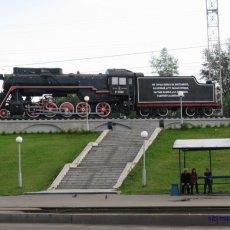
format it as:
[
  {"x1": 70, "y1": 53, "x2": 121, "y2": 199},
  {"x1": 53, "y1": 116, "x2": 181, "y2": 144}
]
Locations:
[
  {"x1": 106, "y1": 69, "x2": 130, "y2": 96},
  {"x1": 109, "y1": 76, "x2": 129, "y2": 95},
  {"x1": 107, "y1": 69, "x2": 137, "y2": 114}
]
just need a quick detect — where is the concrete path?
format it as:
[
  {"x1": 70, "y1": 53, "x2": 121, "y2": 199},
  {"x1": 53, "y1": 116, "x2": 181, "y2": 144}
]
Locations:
[
  {"x1": 0, "y1": 194, "x2": 230, "y2": 208},
  {"x1": 1, "y1": 194, "x2": 230, "y2": 226}
]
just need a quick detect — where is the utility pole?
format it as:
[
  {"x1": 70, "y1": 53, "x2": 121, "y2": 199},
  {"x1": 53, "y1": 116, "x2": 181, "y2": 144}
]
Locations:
[{"x1": 206, "y1": 0, "x2": 223, "y2": 115}]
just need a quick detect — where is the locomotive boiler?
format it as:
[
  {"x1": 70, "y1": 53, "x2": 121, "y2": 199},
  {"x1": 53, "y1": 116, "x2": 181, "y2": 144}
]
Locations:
[{"x1": 0, "y1": 67, "x2": 220, "y2": 119}]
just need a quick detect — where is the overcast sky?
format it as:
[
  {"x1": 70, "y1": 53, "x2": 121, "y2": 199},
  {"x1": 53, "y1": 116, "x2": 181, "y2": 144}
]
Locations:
[{"x1": 0, "y1": 0, "x2": 230, "y2": 83}]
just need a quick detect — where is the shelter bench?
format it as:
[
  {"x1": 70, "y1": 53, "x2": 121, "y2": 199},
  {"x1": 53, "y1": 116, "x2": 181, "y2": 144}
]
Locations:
[{"x1": 173, "y1": 138, "x2": 230, "y2": 194}]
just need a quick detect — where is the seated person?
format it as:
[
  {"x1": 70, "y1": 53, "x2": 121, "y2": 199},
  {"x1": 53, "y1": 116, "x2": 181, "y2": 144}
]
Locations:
[
  {"x1": 190, "y1": 168, "x2": 199, "y2": 194},
  {"x1": 181, "y1": 168, "x2": 190, "y2": 194},
  {"x1": 204, "y1": 168, "x2": 212, "y2": 194}
]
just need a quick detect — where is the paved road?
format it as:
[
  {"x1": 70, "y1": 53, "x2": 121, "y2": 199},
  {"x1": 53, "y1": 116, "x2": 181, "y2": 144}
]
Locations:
[
  {"x1": 0, "y1": 224, "x2": 229, "y2": 230},
  {"x1": 0, "y1": 194, "x2": 229, "y2": 209}
]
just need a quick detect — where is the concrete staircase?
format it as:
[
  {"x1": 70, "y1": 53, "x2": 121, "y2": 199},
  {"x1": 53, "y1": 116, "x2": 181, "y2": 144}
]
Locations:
[{"x1": 56, "y1": 130, "x2": 146, "y2": 189}]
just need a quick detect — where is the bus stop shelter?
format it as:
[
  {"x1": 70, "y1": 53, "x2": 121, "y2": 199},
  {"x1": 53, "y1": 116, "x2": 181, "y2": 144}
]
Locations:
[{"x1": 173, "y1": 138, "x2": 230, "y2": 194}]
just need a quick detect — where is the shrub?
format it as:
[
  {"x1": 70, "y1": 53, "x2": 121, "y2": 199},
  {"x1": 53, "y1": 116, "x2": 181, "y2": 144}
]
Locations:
[
  {"x1": 205, "y1": 124, "x2": 211, "y2": 128},
  {"x1": 180, "y1": 122, "x2": 189, "y2": 131},
  {"x1": 167, "y1": 125, "x2": 173, "y2": 130},
  {"x1": 23, "y1": 131, "x2": 28, "y2": 134},
  {"x1": 48, "y1": 130, "x2": 53, "y2": 134},
  {"x1": 12, "y1": 131, "x2": 17, "y2": 134},
  {"x1": 196, "y1": 124, "x2": 203, "y2": 129},
  {"x1": 1, "y1": 131, "x2": 6, "y2": 135},
  {"x1": 73, "y1": 128, "x2": 80, "y2": 134},
  {"x1": 67, "y1": 128, "x2": 73, "y2": 134},
  {"x1": 191, "y1": 125, "x2": 196, "y2": 129},
  {"x1": 219, "y1": 123, "x2": 226, "y2": 128},
  {"x1": 60, "y1": 129, "x2": 66, "y2": 134}
]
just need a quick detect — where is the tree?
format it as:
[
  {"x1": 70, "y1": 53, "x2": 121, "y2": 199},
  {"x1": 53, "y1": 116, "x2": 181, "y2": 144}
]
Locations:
[
  {"x1": 52, "y1": 94, "x2": 80, "y2": 105},
  {"x1": 200, "y1": 40, "x2": 230, "y2": 116},
  {"x1": 149, "y1": 47, "x2": 179, "y2": 76},
  {"x1": 200, "y1": 40, "x2": 230, "y2": 97}
]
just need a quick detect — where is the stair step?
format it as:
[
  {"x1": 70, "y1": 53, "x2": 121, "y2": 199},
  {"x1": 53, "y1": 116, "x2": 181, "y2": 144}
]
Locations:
[{"x1": 55, "y1": 128, "x2": 157, "y2": 190}]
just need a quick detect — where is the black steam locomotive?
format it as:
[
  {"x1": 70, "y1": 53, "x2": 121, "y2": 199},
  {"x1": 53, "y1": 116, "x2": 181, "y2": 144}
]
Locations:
[{"x1": 0, "y1": 67, "x2": 220, "y2": 118}]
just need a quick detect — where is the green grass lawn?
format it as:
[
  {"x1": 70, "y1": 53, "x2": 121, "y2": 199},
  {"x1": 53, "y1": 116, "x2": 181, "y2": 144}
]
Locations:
[
  {"x1": 0, "y1": 132, "x2": 100, "y2": 195},
  {"x1": 120, "y1": 126, "x2": 230, "y2": 194}
]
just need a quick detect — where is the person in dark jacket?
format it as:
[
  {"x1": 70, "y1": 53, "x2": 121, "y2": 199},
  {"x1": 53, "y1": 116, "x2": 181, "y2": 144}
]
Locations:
[
  {"x1": 190, "y1": 168, "x2": 199, "y2": 194},
  {"x1": 181, "y1": 168, "x2": 190, "y2": 194},
  {"x1": 204, "y1": 168, "x2": 212, "y2": 194}
]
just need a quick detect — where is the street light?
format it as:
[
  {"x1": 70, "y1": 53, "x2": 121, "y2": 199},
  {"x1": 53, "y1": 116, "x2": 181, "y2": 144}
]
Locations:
[
  {"x1": 141, "y1": 131, "x2": 148, "y2": 186},
  {"x1": 16, "y1": 136, "x2": 23, "y2": 188},
  {"x1": 84, "y1": 96, "x2": 90, "y2": 131},
  {"x1": 178, "y1": 91, "x2": 184, "y2": 125}
]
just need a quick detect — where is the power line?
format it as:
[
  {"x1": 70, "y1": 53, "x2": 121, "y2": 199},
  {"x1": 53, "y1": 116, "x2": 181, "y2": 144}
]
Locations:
[
  {"x1": 79, "y1": 62, "x2": 203, "y2": 73},
  {"x1": 1, "y1": 45, "x2": 209, "y2": 68},
  {"x1": 0, "y1": 39, "x2": 207, "y2": 55},
  {"x1": 0, "y1": 11, "x2": 205, "y2": 30}
]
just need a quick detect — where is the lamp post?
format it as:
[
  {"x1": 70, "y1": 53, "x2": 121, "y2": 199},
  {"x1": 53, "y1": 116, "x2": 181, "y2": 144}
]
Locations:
[
  {"x1": 84, "y1": 96, "x2": 90, "y2": 131},
  {"x1": 16, "y1": 136, "x2": 23, "y2": 188},
  {"x1": 178, "y1": 91, "x2": 184, "y2": 124},
  {"x1": 141, "y1": 131, "x2": 148, "y2": 186},
  {"x1": 219, "y1": 64, "x2": 223, "y2": 116}
]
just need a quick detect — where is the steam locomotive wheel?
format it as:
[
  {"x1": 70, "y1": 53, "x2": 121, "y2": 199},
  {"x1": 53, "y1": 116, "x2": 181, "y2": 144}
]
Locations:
[
  {"x1": 139, "y1": 108, "x2": 149, "y2": 117},
  {"x1": 0, "y1": 109, "x2": 8, "y2": 118},
  {"x1": 26, "y1": 103, "x2": 40, "y2": 118},
  {"x1": 96, "y1": 102, "x2": 111, "y2": 117},
  {"x1": 185, "y1": 107, "x2": 196, "y2": 117},
  {"x1": 203, "y1": 106, "x2": 213, "y2": 117},
  {"x1": 158, "y1": 107, "x2": 168, "y2": 117},
  {"x1": 45, "y1": 102, "x2": 58, "y2": 118},
  {"x1": 59, "y1": 102, "x2": 74, "y2": 117},
  {"x1": 76, "y1": 102, "x2": 91, "y2": 117}
]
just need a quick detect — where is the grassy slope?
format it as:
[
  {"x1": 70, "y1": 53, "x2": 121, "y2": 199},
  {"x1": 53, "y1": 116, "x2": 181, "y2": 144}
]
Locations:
[
  {"x1": 120, "y1": 127, "x2": 230, "y2": 194},
  {"x1": 0, "y1": 132, "x2": 100, "y2": 195}
]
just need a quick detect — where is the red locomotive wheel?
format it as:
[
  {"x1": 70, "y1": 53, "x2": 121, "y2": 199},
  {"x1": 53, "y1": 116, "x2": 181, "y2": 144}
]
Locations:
[
  {"x1": 0, "y1": 109, "x2": 8, "y2": 118},
  {"x1": 76, "y1": 102, "x2": 91, "y2": 117},
  {"x1": 26, "y1": 103, "x2": 40, "y2": 118},
  {"x1": 59, "y1": 102, "x2": 74, "y2": 117},
  {"x1": 45, "y1": 102, "x2": 58, "y2": 118},
  {"x1": 96, "y1": 102, "x2": 111, "y2": 117}
]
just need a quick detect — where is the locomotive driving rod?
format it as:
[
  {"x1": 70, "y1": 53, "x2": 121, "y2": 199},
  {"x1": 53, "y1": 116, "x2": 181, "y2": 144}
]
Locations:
[
  {"x1": 25, "y1": 109, "x2": 103, "y2": 115},
  {"x1": 26, "y1": 110, "x2": 104, "y2": 115},
  {"x1": 25, "y1": 105, "x2": 103, "y2": 115}
]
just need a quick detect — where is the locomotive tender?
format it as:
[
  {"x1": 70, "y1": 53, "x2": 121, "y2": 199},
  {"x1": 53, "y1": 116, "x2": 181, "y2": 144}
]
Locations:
[{"x1": 0, "y1": 67, "x2": 220, "y2": 118}]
